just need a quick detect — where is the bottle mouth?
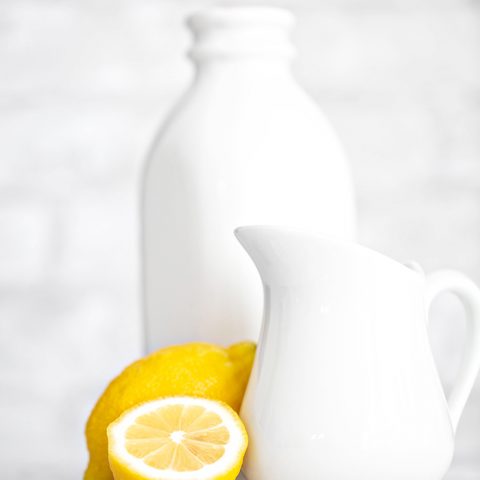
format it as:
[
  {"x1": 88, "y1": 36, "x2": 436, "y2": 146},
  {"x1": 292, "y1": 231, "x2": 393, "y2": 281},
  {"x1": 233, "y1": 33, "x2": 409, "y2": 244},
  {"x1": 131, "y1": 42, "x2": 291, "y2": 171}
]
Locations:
[
  {"x1": 187, "y1": 6, "x2": 295, "y2": 32},
  {"x1": 186, "y1": 6, "x2": 296, "y2": 61}
]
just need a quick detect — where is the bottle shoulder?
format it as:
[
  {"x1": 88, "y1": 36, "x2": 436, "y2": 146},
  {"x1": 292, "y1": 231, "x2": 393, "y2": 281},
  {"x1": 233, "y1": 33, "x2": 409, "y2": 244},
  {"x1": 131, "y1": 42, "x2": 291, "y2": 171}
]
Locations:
[{"x1": 151, "y1": 80, "x2": 341, "y2": 155}]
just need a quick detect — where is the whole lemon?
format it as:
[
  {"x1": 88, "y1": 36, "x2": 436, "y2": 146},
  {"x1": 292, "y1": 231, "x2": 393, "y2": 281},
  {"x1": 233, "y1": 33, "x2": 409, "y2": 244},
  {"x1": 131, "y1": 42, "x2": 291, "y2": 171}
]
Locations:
[{"x1": 84, "y1": 341, "x2": 256, "y2": 480}]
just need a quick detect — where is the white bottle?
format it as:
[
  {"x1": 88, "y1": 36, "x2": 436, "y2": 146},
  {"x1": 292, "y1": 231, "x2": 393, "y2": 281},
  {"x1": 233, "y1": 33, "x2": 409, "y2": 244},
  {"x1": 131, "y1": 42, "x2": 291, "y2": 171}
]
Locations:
[{"x1": 143, "y1": 6, "x2": 355, "y2": 351}]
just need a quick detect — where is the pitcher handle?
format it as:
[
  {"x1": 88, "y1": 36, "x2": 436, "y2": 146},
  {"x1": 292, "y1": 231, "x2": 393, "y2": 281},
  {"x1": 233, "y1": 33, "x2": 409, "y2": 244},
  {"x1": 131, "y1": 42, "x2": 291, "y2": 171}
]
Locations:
[{"x1": 426, "y1": 270, "x2": 480, "y2": 432}]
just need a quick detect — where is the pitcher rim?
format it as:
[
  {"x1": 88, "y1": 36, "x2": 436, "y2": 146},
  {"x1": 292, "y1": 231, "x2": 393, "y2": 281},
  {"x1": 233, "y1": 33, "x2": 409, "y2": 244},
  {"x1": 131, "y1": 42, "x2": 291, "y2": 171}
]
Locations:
[{"x1": 234, "y1": 225, "x2": 423, "y2": 278}]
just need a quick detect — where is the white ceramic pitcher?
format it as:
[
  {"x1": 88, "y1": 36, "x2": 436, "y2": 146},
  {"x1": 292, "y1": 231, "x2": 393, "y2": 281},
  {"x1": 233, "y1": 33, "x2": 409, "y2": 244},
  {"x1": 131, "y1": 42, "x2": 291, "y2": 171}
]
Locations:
[{"x1": 235, "y1": 226, "x2": 480, "y2": 480}]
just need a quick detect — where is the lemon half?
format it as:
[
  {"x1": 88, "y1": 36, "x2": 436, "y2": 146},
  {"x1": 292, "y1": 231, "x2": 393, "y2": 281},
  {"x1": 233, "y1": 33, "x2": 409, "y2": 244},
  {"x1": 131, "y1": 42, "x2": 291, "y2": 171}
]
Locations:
[{"x1": 108, "y1": 396, "x2": 248, "y2": 480}]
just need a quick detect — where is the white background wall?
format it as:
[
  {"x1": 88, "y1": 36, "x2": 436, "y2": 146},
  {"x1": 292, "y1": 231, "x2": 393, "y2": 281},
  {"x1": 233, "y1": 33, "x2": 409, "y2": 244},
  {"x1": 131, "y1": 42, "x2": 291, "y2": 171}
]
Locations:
[{"x1": 0, "y1": 0, "x2": 479, "y2": 478}]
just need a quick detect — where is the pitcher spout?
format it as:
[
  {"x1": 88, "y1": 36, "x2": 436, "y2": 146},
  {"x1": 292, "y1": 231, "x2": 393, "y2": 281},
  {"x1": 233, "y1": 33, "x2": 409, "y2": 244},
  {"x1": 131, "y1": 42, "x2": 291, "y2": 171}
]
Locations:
[
  {"x1": 235, "y1": 225, "x2": 335, "y2": 286},
  {"x1": 235, "y1": 225, "x2": 422, "y2": 287},
  {"x1": 235, "y1": 226, "x2": 297, "y2": 285},
  {"x1": 234, "y1": 226, "x2": 279, "y2": 283}
]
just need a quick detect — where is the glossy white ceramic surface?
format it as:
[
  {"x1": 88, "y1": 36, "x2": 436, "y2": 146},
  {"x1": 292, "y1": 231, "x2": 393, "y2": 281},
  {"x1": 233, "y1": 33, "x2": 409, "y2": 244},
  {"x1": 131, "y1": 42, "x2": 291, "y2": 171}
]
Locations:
[
  {"x1": 236, "y1": 226, "x2": 480, "y2": 480},
  {"x1": 142, "y1": 7, "x2": 355, "y2": 351}
]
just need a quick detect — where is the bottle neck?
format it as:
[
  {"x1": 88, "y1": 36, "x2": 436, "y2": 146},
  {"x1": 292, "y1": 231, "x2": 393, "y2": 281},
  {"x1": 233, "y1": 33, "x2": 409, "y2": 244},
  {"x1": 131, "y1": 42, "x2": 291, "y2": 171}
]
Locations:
[
  {"x1": 193, "y1": 56, "x2": 293, "y2": 83},
  {"x1": 187, "y1": 6, "x2": 296, "y2": 78}
]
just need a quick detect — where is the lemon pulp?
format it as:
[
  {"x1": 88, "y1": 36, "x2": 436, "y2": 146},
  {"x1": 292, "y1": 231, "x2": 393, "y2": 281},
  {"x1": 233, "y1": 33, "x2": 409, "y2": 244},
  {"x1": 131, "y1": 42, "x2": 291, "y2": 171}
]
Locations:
[{"x1": 108, "y1": 396, "x2": 248, "y2": 480}]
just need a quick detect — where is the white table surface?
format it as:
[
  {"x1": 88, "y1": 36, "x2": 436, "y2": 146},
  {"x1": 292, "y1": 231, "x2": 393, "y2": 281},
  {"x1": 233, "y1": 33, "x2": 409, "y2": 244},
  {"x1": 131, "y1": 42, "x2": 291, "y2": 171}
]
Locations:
[{"x1": 237, "y1": 467, "x2": 480, "y2": 479}]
